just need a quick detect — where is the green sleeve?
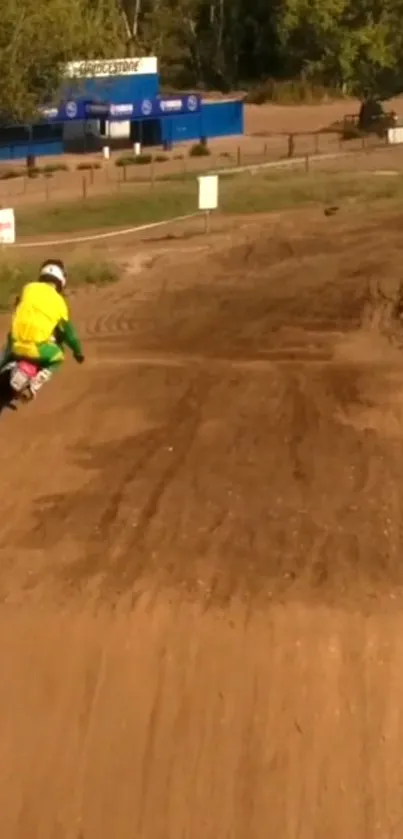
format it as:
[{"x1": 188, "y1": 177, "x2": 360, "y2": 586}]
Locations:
[{"x1": 58, "y1": 319, "x2": 83, "y2": 356}]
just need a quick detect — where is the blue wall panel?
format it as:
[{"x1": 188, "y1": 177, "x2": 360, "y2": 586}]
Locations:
[
  {"x1": 161, "y1": 112, "x2": 201, "y2": 144},
  {"x1": 0, "y1": 140, "x2": 63, "y2": 160},
  {"x1": 64, "y1": 74, "x2": 159, "y2": 104},
  {"x1": 200, "y1": 101, "x2": 244, "y2": 138},
  {"x1": 0, "y1": 97, "x2": 243, "y2": 159},
  {"x1": 161, "y1": 100, "x2": 243, "y2": 145}
]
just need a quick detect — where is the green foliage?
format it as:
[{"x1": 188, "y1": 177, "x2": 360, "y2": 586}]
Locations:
[
  {"x1": 115, "y1": 153, "x2": 152, "y2": 166},
  {"x1": 0, "y1": 170, "x2": 20, "y2": 180},
  {"x1": 134, "y1": 153, "x2": 153, "y2": 164},
  {"x1": 277, "y1": 0, "x2": 403, "y2": 99},
  {"x1": 42, "y1": 163, "x2": 69, "y2": 173},
  {"x1": 76, "y1": 161, "x2": 102, "y2": 171},
  {"x1": 115, "y1": 0, "x2": 403, "y2": 101},
  {"x1": 189, "y1": 142, "x2": 211, "y2": 157},
  {"x1": 115, "y1": 155, "x2": 136, "y2": 167},
  {"x1": 0, "y1": 0, "x2": 123, "y2": 122},
  {"x1": 0, "y1": 0, "x2": 402, "y2": 119}
]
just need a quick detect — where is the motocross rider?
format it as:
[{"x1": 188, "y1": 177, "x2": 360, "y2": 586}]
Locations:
[{"x1": 0, "y1": 259, "x2": 84, "y2": 396}]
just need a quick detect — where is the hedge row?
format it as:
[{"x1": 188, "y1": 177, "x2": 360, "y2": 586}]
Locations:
[{"x1": 0, "y1": 142, "x2": 212, "y2": 180}]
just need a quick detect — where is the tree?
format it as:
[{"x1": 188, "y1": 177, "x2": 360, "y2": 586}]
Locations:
[
  {"x1": 0, "y1": 0, "x2": 123, "y2": 122},
  {"x1": 115, "y1": 0, "x2": 283, "y2": 88},
  {"x1": 277, "y1": 0, "x2": 403, "y2": 100},
  {"x1": 119, "y1": 0, "x2": 144, "y2": 56}
]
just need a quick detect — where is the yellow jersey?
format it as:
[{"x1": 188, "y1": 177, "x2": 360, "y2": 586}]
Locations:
[{"x1": 11, "y1": 281, "x2": 69, "y2": 356}]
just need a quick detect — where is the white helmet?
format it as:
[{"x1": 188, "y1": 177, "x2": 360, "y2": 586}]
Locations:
[{"x1": 39, "y1": 260, "x2": 67, "y2": 292}]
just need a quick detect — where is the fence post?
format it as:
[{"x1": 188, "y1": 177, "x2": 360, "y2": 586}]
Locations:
[
  {"x1": 82, "y1": 175, "x2": 87, "y2": 200},
  {"x1": 150, "y1": 158, "x2": 155, "y2": 188},
  {"x1": 287, "y1": 134, "x2": 295, "y2": 158}
]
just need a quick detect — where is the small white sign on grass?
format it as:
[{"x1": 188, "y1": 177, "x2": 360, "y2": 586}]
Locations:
[
  {"x1": 198, "y1": 174, "x2": 219, "y2": 211},
  {"x1": 0, "y1": 208, "x2": 15, "y2": 244},
  {"x1": 198, "y1": 175, "x2": 218, "y2": 234}
]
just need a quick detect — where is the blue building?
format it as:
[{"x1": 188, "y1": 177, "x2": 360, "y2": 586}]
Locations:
[{"x1": 0, "y1": 57, "x2": 244, "y2": 161}]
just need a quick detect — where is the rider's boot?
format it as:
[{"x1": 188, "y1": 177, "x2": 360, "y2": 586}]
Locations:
[{"x1": 28, "y1": 368, "x2": 53, "y2": 399}]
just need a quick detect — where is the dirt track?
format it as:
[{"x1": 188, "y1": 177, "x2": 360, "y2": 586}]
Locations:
[{"x1": 2, "y1": 208, "x2": 403, "y2": 836}]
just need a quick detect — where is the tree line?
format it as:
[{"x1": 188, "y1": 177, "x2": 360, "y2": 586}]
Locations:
[{"x1": 2, "y1": 0, "x2": 403, "y2": 121}]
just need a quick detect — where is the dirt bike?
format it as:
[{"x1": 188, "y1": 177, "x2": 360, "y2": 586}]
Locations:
[{"x1": 0, "y1": 359, "x2": 51, "y2": 411}]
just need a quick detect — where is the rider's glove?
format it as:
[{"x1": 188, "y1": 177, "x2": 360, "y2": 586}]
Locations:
[{"x1": 74, "y1": 352, "x2": 85, "y2": 364}]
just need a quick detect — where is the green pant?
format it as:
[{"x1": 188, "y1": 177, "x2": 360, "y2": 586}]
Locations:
[{"x1": 1, "y1": 333, "x2": 64, "y2": 369}]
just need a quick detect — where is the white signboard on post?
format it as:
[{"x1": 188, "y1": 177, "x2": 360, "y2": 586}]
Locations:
[
  {"x1": 0, "y1": 208, "x2": 15, "y2": 244},
  {"x1": 388, "y1": 127, "x2": 403, "y2": 144},
  {"x1": 198, "y1": 175, "x2": 219, "y2": 211}
]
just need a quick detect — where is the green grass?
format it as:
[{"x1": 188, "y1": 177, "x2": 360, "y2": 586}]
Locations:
[
  {"x1": 16, "y1": 183, "x2": 197, "y2": 237},
  {"x1": 15, "y1": 169, "x2": 403, "y2": 239},
  {"x1": 222, "y1": 170, "x2": 403, "y2": 213},
  {"x1": 0, "y1": 259, "x2": 119, "y2": 311}
]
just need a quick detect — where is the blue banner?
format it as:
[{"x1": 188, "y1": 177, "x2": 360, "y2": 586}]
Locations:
[
  {"x1": 39, "y1": 94, "x2": 201, "y2": 123},
  {"x1": 136, "y1": 95, "x2": 201, "y2": 119},
  {"x1": 39, "y1": 100, "x2": 90, "y2": 122},
  {"x1": 106, "y1": 95, "x2": 201, "y2": 120}
]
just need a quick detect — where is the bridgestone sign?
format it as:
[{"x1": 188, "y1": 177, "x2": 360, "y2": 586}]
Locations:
[{"x1": 65, "y1": 57, "x2": 157, "y2": 78}]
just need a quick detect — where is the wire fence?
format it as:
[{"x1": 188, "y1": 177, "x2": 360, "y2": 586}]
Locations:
[{"x1": 0, "y1": 129, "x2": 393, "y2": 208}]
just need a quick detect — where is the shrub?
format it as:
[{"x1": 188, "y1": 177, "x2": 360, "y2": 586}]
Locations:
[
  {"x1": 115, "y1": 155, "x2": 136, "y2": 167},
  {"x1": 189, "y1": 142, "x2": 211, "y2": 157},
  {"x1": 133, "y1": 153, "x2": 153, "y2": 165},
  {"x1": 26, "y1": 166, "x2": 40, "y2": 178},
  {"x1": 76, "y1": 161, "x2": 102, "y2": 171},
  {"x1": 154, "y1": 154, "x2": 168, "y2": 163},
  {"x1": 115, "y1": 153, "x2": 152, "y2": 166},
  {"x1": 42, "y1": 162, "x2": 69, "y2": 174},
  {"x1": 0, "y1": 170, "x2": 20, "y2": 180}
]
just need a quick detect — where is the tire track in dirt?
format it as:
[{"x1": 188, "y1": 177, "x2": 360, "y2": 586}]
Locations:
[
  {"x1": 2, "y1": 208, "x2": 403, "y2": 838},
  {"x1": 91, "y1": 371, "x2": 214, "y2": 592},
  {"x1": 14, "y1": 367, "x2": 214, "y2": 600}
]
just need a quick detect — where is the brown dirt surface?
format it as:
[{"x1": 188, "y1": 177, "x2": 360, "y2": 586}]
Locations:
[{"x1": 3, "y1": 206, "x2": 403, "y2": 836}]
